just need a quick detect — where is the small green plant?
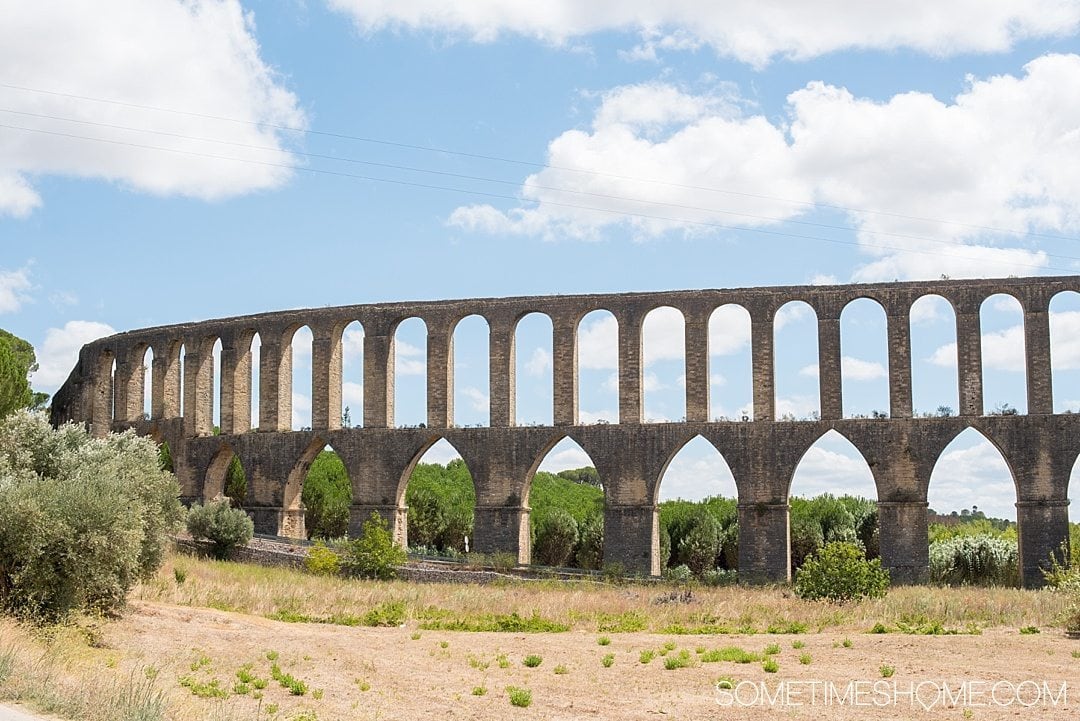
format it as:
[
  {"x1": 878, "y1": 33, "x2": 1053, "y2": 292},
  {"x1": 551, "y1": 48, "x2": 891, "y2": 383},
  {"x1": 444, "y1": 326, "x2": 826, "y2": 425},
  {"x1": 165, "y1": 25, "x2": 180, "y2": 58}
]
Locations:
[
  {"x1": 662, "y1": 641, "x2": 677, "y2": 652},
  {"x1": 355, "y1": 679, "x2": 371, "y2": 692},
  {"x1": 233, "y1": 681, "x2": 251, "y2": 695},
  {"x1": 762, "y1": 658, "x2": 779, "y2": 673},
  {"x1": 179, "y1": 675, "x2": 229, "y2": 699},
  {"x1": 270, "y1": 662, "x2": 308, "y2": 696},
  {"x1": 1071, "y1": 650, "x2": 1080, "y2": 659},
  {"x1": 554, "y1": 664, "x2": 569, "y2": 675},
  {"x1": 523, "y1": 654, "x2": 543, "y2": 668},
  {"x1": 305, "y1": 541, "x2": 341, "y2": 576},
  {"x1": 364, "y1": 600, "x2": 406, "y2": 627},
  {"x1": 506, "y1": 686, "x2": 532, "y2": 708},
  {"x1": 842, "y1": 638, "x2": 853, "y2": 648},
  {"x1": 639, "y1": 649, "x2": 656, "y2": 664},
  {"x1": 799, "y1": 653, "x2": 812, "y2": 665},
  {"x1": 342, "y1": 512, "x2": 407, "y2": 580},
  {"x1": 869, "y1": 622, "x2": 889, "y2": 634},
  {"x1": 597, "y1": 636, "x2": 611, "y2": 646},
  {"x1": 792, "y1": 640, "x2": 805, "y2": 649},
  {"x1": 601, "y1": 654, "x2": 615, "y2": 668},
  {"x1": 440, "y1": 641, "x2": 449, "y2": 649},
  {"x1": 794, "y1": 541, "x2": 889, "y2": 602},
  {"x1": 716, "y1": 676, "x2": 736, "y2": 690},
  {"x1": 266, "y1": 650, "x2": 279, "y2": 661},
  {"x1": 312, "y1": 689, "x2": 324, "y2": 700},
  {"x1": 699, "y1": 647, "x2": 760, "y2": 664},
  {"x1": 472, "y1": 686, "x2": 487, "y2": 696},
  {"x1": 186, "y1": 499, "x2": 254, "y2": 559},
  {"x1": 663, "y1": 650, "x2": 694, "y2": 670},
  {"x1": 763, "y1": 643, "x2": 780, "y2": 656},
  {"x1": 410, "y1": 631, "x2": 421, "y2": 640},
  {"x1": 497, "y1": 654, "x2": 511, "y2": 669},
  {"x1": 880, "y1": 664, "x2": 895, "y2": 678},
  {"x1": 173, "y1": 566, "x2": 187, "y2": 585},
  {"x1": 1019, "y1": 625, "x2": 1040, "y2": 635}
]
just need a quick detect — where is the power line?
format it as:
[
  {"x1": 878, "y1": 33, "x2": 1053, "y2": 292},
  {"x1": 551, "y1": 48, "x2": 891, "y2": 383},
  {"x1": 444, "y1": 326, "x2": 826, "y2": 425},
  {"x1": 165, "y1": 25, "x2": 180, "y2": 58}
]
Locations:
[
  {"x1": 4, "y1": 104, "x2": 1076, "y2": 261},
  {"x1": 0, "y1": 120, "x2": 1072, "y2": 275},
  {"x1": 2, "y1": 80, "x2": 1077, "y2": 244}
]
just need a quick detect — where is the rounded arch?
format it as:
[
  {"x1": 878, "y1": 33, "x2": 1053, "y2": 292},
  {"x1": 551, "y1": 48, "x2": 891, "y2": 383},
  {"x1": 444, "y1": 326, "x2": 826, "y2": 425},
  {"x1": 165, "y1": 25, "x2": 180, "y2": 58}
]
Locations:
[
  {"x1": 839, "y1": 297, "x2": 889, "y2": 418},
  {"x1": 451, "y1": 313, "x2": 490, "y2": 427},
  {"x1": 1049, "y1": 290, "x2": 1080, "y2": 413},
  {"x1": 247, "y1": 331, "x2": 262, "y2": 431},
  {"x1": 577, "y1": 309, "x2": 618, "y2": 424},
  {"x1": 708, "y1": 303, "x2": 752, "y2": 421},
  {"x1": 339, "y1": 320, "x2": 364, "y2": 427},
  {"x1": 514, "y1": 311, "x2": 553, "y2": 426},
  {"x1": 980, "y1": 293, "x2": 1027, "y2": 415},
  {"x1": 773, "y1": 300, "x2": 819, "y2": 420},
  {"x1": 642, "y1": 305, "x2": 685, "y2": 423},
  {"x1": 928, "y1": 426, "x2": 1018, "y2": 520},
  {"x1": 393, "y1": 316, "x2": 428, "y2": 427},
  {"x1": 203, "y1": 443, "x2": 245, "y2": 504},
  {"x1": 910, "y1": 293, "x2": 959, "y2": 417},
  {"x1": 282, "y1": 324, "x2": 313, "y2": 431}
]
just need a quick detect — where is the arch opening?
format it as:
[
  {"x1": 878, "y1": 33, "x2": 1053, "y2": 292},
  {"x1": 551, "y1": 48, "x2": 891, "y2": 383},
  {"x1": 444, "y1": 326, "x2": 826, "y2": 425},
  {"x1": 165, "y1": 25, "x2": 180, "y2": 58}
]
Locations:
[
  {"x1": 577, "y1": 310, "x2": 618, "y2": 424},
  {"x1": 299, "y1": 442, "x2": 354, "y2": 540},
  {"x1": 774, "y1": 301, "x2": 819, "y2": 420},
  {"x1": 657, "y1": 435, "x2": 739, "y2": 577},
  {"x1": 642, "y1": 306, "x2": 685, "y2": 423},
  {"x1": 248, "y1": 332, "x2": 261, "y2": 431},
  {"x1": 515, "y1": 312, "x2": 553, "y2": 426},
  {"x1": 211, "y1": 338, "x2": 223, "y2": 431},
  {"x1": 708, "y1": 304, "x2": 752, "y2": 421},
  {"x1": 980, "y1": 294, "x2": 1026, "y2": 415},
  {"x1": 341, "y1": 321, "x2": 364, "y2": 427},
  {"x1": 1049, "y1": 291, "x2": 1080, "y2": 413},
  {"x1": 393, "y1": 317, "x2": 427, "y2": 427},
  {"x1": 288, "y1": 325, "x2": 313, "y2": 431},
  {"x1": 910, "y1": 294, "x2": 959, "y2": 417},
  {"x1": 452, "y1": 314, "x2": 490, "y2": 427},
  {"x1": 399, "y1": 438, "x2": 475, "y2": 555},
  {"x1": 203, "y1": 444, "x2": 247, "y2": 509},
  {"x1": 526, "y1": 437, "x2": 605, "y2": 569},
  {"x1": 840, "y1": 299, "x2": 889, "y2": 418},
  {"x1": 141, "y1": 346, "x2": 153, "y2": 420},
  {"x1": 788, "y1": 430, "x2": 879, "y2": 572}
]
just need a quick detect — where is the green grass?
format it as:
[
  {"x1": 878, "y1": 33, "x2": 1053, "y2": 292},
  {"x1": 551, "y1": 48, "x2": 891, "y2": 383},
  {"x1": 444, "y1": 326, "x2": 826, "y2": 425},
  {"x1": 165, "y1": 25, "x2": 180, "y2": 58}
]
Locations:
[
  {"x1": 799, "y1": 653, "x2": 812, "y2": 665},
  {"x1": 597, "y1": 636, "x2": 611, "y2": 646},
  {"x1": 601, "y1": 654, "x2": 615, "y2": 668},
  {"x1": 639, "y1": 649, "x2": 657, "y2": 664},
  {"x1": 699, "y1": 647, "x2": 761, "y2": 664},
  {"x1": 506, "y1": 686, "x2": 532, "y2": 708},
  {"x1": 880, "y1": 664, "x2": 896, "y2": 678},
  {"x1": 522, "y1": 655, "x2": 543, "y2": 668},
  {"x1": 792, "y1": 640, "x2": 806, "y2": 649},
  {"x1": 472, "y1": 686, "x2": 487, "y2": 696},
  {"x1": 554, "y1": 664, "x2": 569, "y2": 675},
  {"x1": 763, "y1": 643, "x2": 780, "y2": 656},
  {"x1": 420, "y1": 612, "x2": 569, "y2": 633},
  {"x1": 663, "y1": 650, "x2": 694, "y2": 670},
  {"x1": 1019, "y1": 626, "x2": 1040, "y2": 635},
  {"x1": 762, "y1": 658, "x2": 779, "y2": 673}
]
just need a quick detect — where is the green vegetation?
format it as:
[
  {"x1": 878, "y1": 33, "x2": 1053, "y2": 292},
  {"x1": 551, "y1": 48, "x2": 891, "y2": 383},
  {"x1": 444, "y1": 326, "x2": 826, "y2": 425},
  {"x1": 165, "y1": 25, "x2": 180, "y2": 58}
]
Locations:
[
  {"x1": 342, "y1": 513, "x2": 407, "y2": 580},
  {"x1": 762, "y1": 657, "x2": 779, "y2": 673},
  {"x1": 522, "y1": 654, "x2": 543, "y2": 668},
  {"x1": 794, "y1": 542, "x2": 890, "y2": 602},
  {"x1": 186, "y1": 499, "x2": 254, "y2": 559},
  {"x1": 601, "y1": 653, "x2": 615, "y2": 668},
  {"x1": 880, "y1": 664, "x2": 896, "y2": 678},
  {"x1": 0, "y1": 411, "x2": 183, "y2": 621},
  {"x1": 929, "y1": 535, "x2": 1019, "y2": 587},
  {"x1": 302, "y1": 451, "x2": 351, "y2": 539},
  {"x1": 0, "y1": 330, "x2": 48, "y2": 416},
  {"x1": 506, "y1": 686, "x2": 532, "y2": 708},
  {"x1": 663, "y1": 649, "x2": 694, "y2": 670},
  {"x1": 304, "y1": 541, "x2": 341, "y2": 576}
]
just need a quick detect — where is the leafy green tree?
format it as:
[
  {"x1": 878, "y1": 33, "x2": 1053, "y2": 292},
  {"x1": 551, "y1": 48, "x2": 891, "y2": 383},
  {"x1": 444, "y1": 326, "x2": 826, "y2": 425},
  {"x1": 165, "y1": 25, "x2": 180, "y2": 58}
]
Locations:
[
  {"x1": 302, "y1": 450, "x2": 351, "y2": 539},
  {"x1": 556, "y1": 466, "x2": 602, "y2": 488},
  {"x1": 225, "y1": 455, "x2": 247, "y2": 507},
  {"x1": 677, "y1": 511, "x2": 721, "y2": 575},
  {"x1": 575, "y1": 513, "x2": 604, "y2": 570},
  {"x1": 533, "y1": 508, "x2": 579, "y2": 567},
  {"x1": 0, "y1": 330, "x2": 46, "y2": 417}
]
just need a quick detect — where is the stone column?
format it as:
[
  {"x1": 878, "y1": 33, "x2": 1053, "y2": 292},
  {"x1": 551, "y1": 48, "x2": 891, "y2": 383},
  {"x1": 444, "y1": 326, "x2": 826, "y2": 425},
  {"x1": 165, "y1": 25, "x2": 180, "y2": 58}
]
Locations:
[
  {"x1": 91, "y1": 353, "x2": 114, "y2": 437},
  {"x1": 955, "y1": 307, "x2": 984, "y2": 416},
  {"x1": 218, "y1": 343, "x2": 237, "y2": 434},
  {"x1": 473, "y1": 505, "x2": 530, "y2": 564},
  {"x1": 886, "y1": 312, "x2": 912, "y2": 418},
  {"x1": 552, "y1": 314, "x2": 579, "y2": 426},
  {"x1": 151, "y1": 348, "x2": 170, "y2": 419},
  {"x1": 1016, "y1": 499, "x2": 1070, "y2": 588},
  {"x1": 603, "y1": 504, "x2": 659, "y2": 576},
  {"x1": 311, "y1": 329, "x2": 342, "y2": 431},
  {"x1": 817, "y1": 312, "x2": 843, "y2": 420},
  {"x1": 1024, "y1": 308, "x2": 1053, "y2": 415},
  {"x1": 737, "y1": 502, "x2": 790, "y2": 584},
  {"x1": 349, "y1": 504, "x2": 409, "y2": 548},
  {"x1": 750, "y1": 310, "x2": 775, "y2": 421},
  {"x1": 877, "y1": 501, "x2": 929, "y2": 584},
  {"x1": 684, "y1": 310, "x2": 711, "y2": 422},
  {"x1": 489, "y1": 318, "x2": 516, "y2": 428},
  {"x1": 363, "y1": 330, "x2": 393, "y2": 428},
  {"x1": 427, "y1": 320, "x2": 454, "y2": 428},
  {"x1": 618, "y1": 310, "x2": 644, "y2": 425},
  {"x1": 113, "y1": 358, "x2": 139, "y2": 423},
  {"x1": 182, "y1": 348, "x2": 204, "y2": 436}
]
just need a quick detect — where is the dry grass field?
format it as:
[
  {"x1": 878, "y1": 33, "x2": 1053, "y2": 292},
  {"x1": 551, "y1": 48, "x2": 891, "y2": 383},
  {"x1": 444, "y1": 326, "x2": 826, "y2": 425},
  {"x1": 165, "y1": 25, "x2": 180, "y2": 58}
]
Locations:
[{"x1": 1, "y1": 553, "x2": 1079, "y2": 720}]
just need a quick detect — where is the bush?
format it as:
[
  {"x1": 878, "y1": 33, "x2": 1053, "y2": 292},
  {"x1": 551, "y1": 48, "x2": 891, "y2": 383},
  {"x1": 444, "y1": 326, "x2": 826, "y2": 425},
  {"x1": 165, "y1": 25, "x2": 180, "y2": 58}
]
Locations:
[
  {"x1": 186, "y1": 499, "x2": 254, "y2": 559},
  {"x1": 533, "y1": 508, "x2": 578, "y2": 567},
  {"x1": 305, "y1": 541, "x2": 341, "y2": 576},
  {"x1": 574, "y1": 514, "x2": 604, "y2": 570},
  {"x1": 929, "y1": 534, "x2": 1019, "y2": 587},
  {"x1": 342, "y1": 513, "x2": 407, "y2": 580},
  {"x1": 794, "y1": 541, "x2": 889, "y2": 602},
  {"x1": 677, "y1": 512, "x2": 720, "y2": 576},
  {"x1": 0, "y1": 411, "x2": 184, "y2": 621}
]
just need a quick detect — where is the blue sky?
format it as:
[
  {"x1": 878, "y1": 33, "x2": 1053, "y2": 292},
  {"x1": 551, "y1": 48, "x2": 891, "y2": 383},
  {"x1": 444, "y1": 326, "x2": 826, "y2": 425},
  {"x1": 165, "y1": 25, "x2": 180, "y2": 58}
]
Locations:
[{"x1": 5, "y1": 1, "x2": 1080, "y2": 518}]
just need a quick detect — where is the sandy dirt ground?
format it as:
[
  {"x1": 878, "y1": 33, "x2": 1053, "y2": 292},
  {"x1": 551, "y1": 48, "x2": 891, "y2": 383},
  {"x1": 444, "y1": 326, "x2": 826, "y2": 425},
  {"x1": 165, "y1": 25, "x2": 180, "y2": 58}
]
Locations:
[{"x1": 92, "y1": 601, "x2": 1080, "y2": 720}]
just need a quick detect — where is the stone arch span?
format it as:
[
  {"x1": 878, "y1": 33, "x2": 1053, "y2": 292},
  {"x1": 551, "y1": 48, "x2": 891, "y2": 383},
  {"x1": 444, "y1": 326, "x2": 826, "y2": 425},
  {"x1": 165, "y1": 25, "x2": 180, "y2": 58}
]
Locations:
[{"x1": 49, "y1": 275, "x2": 1080, "y2": 587}]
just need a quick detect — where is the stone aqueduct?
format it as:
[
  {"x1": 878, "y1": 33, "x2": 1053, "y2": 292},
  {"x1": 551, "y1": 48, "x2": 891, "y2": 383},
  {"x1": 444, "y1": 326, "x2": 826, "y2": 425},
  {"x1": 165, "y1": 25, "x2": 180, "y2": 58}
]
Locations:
[{"x1": 50, "y1": 276, "x2": 1080, "y2": 587}]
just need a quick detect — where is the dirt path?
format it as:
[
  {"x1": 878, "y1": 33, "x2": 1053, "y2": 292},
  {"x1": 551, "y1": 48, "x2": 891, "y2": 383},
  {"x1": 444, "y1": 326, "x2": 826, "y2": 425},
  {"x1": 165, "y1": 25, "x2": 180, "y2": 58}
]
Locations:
[{"x1": 88, "y1": 601, "x2": 1080, "y2": 720}]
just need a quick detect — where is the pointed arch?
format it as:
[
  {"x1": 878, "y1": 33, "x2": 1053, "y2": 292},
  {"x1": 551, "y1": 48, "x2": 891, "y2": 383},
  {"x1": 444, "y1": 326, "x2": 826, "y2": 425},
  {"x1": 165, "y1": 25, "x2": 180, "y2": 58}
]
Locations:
[
  {"x1": 980, "y1": 293, "x2": 1027, "y2": 415},
  {"x1": 773, "y1": 300, "x2": 819, "y2": 420},
  {"x1": 1049, "y1": 290, "x2": 1080, "y2": 413},
  {"x1": 524, "y1": 435, "x2": 605, "y2": 569},
  {"x1": 642, "y1": 306, "x2": 685, "y2": 423},
  {"x1": 452, "y1": 314, "x2": 490, "y2": 427},
  {"x1": 840, "y1": 298, "x2": 889, "y2": 418},
  {"x1": 928, "y1": 427, "x2": 1018, "y2": 520},
  {"x1": 204, "y1": 443, "x2": 246, "y2": 504},
  {"x1": 910, "y1": 294, "x2": 959, "y2": 416},
  {"x1": 398, "y1": 437, "x2": 475, "y2": 553},
  {"x1": 514, "y1": 311, "x2": 553, "y2": 426},
  {"x1": 708, "y1": 303, "x2": 752, "y2": 421},
  {"x1": 293, "y1": 440, "x2": 353, "y2": 540},
  {"x1": 577, "y1": 309, "x2": 618, "y2": 424}
]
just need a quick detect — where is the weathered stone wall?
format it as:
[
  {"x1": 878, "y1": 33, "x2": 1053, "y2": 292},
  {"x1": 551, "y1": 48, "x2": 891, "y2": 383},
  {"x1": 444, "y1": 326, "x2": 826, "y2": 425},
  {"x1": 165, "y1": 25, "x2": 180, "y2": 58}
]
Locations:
[{"x1": 50, "y1": 276, "x2": 1080, "y2": 587}]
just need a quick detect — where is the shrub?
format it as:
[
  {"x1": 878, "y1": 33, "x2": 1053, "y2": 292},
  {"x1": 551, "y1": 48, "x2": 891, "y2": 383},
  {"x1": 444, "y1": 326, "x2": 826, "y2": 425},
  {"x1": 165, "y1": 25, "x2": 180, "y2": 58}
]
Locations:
[
  {"x1": 793, "y1": 541, "x2": 889, "y2": 602},
  {"x1": 522, "y1": 654, "x2": 543, "y2": 668},
  {"x1": 186, "y1": 499, "x2": 254, "y2": 559},
  {"x1": 929, "y1": 534, "x2": 1019, "y2": 587},
  {"x1": 342, "y1": 513, "x2": 407, "y2": 580},
  {"x1": 677, "y1": 512, "x2": 721, "y2": 576},
  {"x1": 0, "y1": 411, "x2": 184, "y2": 621},
  {"x1": 506, "y1": 686, "x2": 532, "y2": 708},
  {"x1": 601, "y1": 653, "x2": 615, "y2": 668},
  {"x1": 574, "y1": 514, "x2": 604, "y2": 570},
  {"x1": 305, "y1": 541, "x2": 341, "y2": 576},
  {"x1": 533, "y1": 508, "x2": 578, "y2": 567}
]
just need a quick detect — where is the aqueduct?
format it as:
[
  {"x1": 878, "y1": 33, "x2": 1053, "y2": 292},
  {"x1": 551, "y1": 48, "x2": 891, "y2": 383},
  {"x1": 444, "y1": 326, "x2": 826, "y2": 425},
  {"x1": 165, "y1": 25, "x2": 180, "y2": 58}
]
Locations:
[{"x1": 50, "y1": 276, "x2": 1080, "y2": 587}]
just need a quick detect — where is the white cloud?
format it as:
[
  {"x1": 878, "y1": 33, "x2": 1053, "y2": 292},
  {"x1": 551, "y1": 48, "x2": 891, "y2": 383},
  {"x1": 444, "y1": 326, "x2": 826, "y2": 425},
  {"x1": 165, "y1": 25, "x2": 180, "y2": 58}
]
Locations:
[
  {"x1": 327, "y1": 1, "x2": 1080, "y2": 66},
  {"x1": 342, "y1": 327, "x2": 365, "y2": 357},
  {"x1": 842, "y1": 356, "x2": 887, "y2": 381},
  {"x1": 48, "y1": 291, "x2": 78, "y2": 310},
  {"x1": 537, "y1": 442, "x2": 593, "y2": 474},
  {"x1": 775, "y1": 394, "x2": 819, "y2": 420},
  {"x1": 419, "y1": 438, "x2": 462, "y2": 465},
  {"x1": 395, "y1": 339, "x2": 426, "y2": 376},
  {"x1": 342, "y1": 381, "x2": 364, "y2": 411},
  {"x1": 642, "y1": 306, "x2": 685, "y2": 364},
  {"x1": 31, "y1": 320, "x2": 116, "y2": 391},
  {"x1": 708, "y1": 305, "x2": 751, "y2": 355},
  {"x1": 0, "y1": 266, "x2": 32, "y2": 313},
  {"x1": 291, "y1": 391, "x2": 311, "y2": 430},
  {"x1": 790, "y1": 445, "x2": 875, "y2": 497},
  {"x1": 578, "y1": 314, "x2": 618, "y2": 370},
  {"x1": 929, "y1": 322, "x2": 1035, "y2": 372},
  {"x1": 799, "y1": 363, "x2": 819, "y2": 378},
  {"x1": 459, "y1": 386, "x2": 489, "y2": 413},
  {"x1": 1051, "y1": 311, "x2": 1080, "y2": 370},
  {"x1": 929, "y1": 435, "x2": 1017, "y2": 519},
  {"x1": 659, "y1": 443, "x2": 736, "y2": 501},
  {"x1": 579, "y1": 409, "x2": 617, "y2": 424},
  {"x1": 0, "y1": 0, "x2": 306, "y2": 216},
  {"x1": 524, "y1": 347, "x2": 551, "y2": 376},
  {"x1": 450, "y1": 56, "x2": 1080, "y2": 280}
]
